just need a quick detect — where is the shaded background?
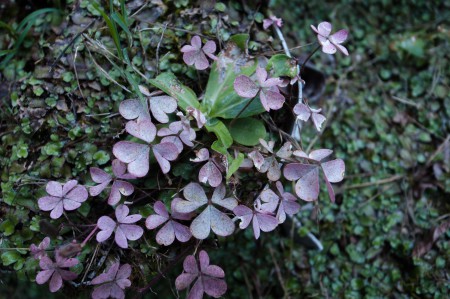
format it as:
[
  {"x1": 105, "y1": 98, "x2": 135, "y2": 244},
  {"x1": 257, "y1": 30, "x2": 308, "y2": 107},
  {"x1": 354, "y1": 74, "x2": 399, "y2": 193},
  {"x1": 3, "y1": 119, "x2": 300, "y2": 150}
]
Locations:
[{"x1": 1, "y1": 0, "x2": 449, "y2": 298}]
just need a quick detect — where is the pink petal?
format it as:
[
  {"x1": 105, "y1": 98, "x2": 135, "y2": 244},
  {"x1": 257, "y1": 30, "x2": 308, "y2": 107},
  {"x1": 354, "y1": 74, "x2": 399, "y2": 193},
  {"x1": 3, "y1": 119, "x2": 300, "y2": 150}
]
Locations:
[
  {"x1": 295, "y1": 167, "x2": 320, "y2": 201},
  {"x1": 175, "y1": 273, "x2": 198, "y2": 291},
  {"x1": 58, "y1": 269, "x2": 78, "y2": 280},
  {"x1": 90, "y1": 180, "x2": 110, "y2": 197},
  {"x1": 248, "y1": 150, "x2": 264, "y2": 170},
  {"x1": 45, "y1": 181, "x2": 63, "y2": 197},
  {"x1": 321, "y1": 40, "x2": 337, "y2": 54},
  {"x1": 112, "y1": 159, "x2": 128, "y2": 178},
  {"x1": 62, "y1": 198, "x2": 82, "y2": 211},
  {"x1": 334, "y1": 43, "x2": 349, "y2": 56},
  {"x1": 233, "y1": 75, "x2": 259, "y2": 98},
  {"x1": 175, "y1": 183, "x2": 208, "y2": 213},
  {"x1": 90, "y1": 167, "x2": 111, "y2": 184},
  {"x1": 115, "y1": 204, "x2": 130, "y2": 223},
  {"x1": 255, "y1": 67, "x2": 268, "y2": 85},
  {"x1": 183, "y1": 255, "x2": 199, "y2": 274},
  {"x1": 49, "y1": 272, "x2": 62, "y2": 292},
  {"x1": 321, "y1": 159, "x2": 345, "y2": 183},
  {"x1": 182, "y1": 50, "x2": 198, "y2": 66},
  {"x1": 36, "y1": 269, "x2": 54, "y2": 284},
  {"x1": 155, "y1": 221, "x2": 175, "y2": 246},
  {"x1": 108, "y1": 180, "x2": 134, "y2": 206},
  {"x1": 324, "y1": 175, "x2": 336, "y2": 203},
  {"x1": 330, "y1": 29, "x2": 348, "y2": 44},
  {"x1": 194, "y1": 52, "x2": 210, "y2": 70},
  {"x1": 62, "y1": 180, "x2": 78, "y2": 195},
  {"x1": 92, "y1": 283, "x2": 113, "y2": 299},
  {"x1": 154, "y1": 201, "x2": 170, "y2": 218},
  {"x1": 233, "y1": 205, "x2": 253, "y2": 229},
  {"x1": 172, "y1": 221, "x2": 192, "y2": 242},
  {"x1": 209, "y1": 206, "x2": 235, "y2": 237},
  {"x1": 114, "y1": 226, "x2": 128, "y2": 249},
  {"x1": 153, "y1": 142, "x2": 179, "y2": 173},
  {"x1": 119, "y1": 99, "x2": 149, "y2": 122},
  {"x1": 119, "y1": 224, "x2": 144, "y2": 241},
  {"x1": 262, "y1": 77, "x2": 283, "y2": 88},
  {"x1": 161, "y1": 136, "x2": 183, "y2": 154},
  {"x1": 38, "y1": 196, "x2": 61, "y2": 211},
  {"x1": 311, "y1": 113, "x2": 326, "y2": 131},
  {"x1": 317, "y1": 22, "x2": 332, "y2": 37},
  {"x1": 146, "y1": 214, "x2": 168, "y2": 230},
  {"x1": 255, "y1": 212, "x2": 278, "y2": 232},
  {"x1": 149, "y1": 96, "x2": 177, "y2": 123},
  {"x1": 263, "y1": 19, "x2": 273, "y2": 30},
  {"x1": 191, "y1": 148, "x2": 210, "y2": 162},
  {"x1": 252, "y1": 215, "x2": 261, "y2": 239},
  {"x1": 310, "y1": 24, "x2": 319, "y2": 34},
  {"x1": 125, "y1": 119, "x2": 156, "y2": 143},
  {"x1": 116, "y1": 263, "x2": 132, "y2": 281},
  {"x1": 199, "y1": 161, "x2": 222, "y2": 187},
  {"x1": 113, "y1": 141, "x2": 150, "y2": 178},
  {"x1": 49, "y1": 201, "x2": 64, "y2": 219},
  {"x1": 98, "y1": 216, "x2": 116, "y2": 231},
  {"x1": 92, "y1": 263, "x2": 119, "y2": 284},
  {"x1": 180, "y1": 45, "x2": 196, "y2": 53},
  {"x1": 276, "y1": 142, "x2": 292, "y2": 159},
  {"x1": 65, "y1": 185, "x2": 88, "y2": 202},
  {"x1": 202, "y1": 40, "x2": 216, "y2": 54},
  {"x1": 187, "y1": 277, "x2": 204, "y2": 299},
  {"x1": 260, "y1": 89, "x2": 285, "y2": 111},
  {"x1": 202, "y1": 265, "x2": 225, "y2": 278},
  {"x1": 309, "y1": 149, "x2": 333, "y2": 162},
  {"x1": 203, "y1": 276, "x2": 227, "y2": 298},
  {"x1": 259, "y1": 189, "x2": 279, "y2": 213},
  {"x1": 190, "y1": 36, "x2": 202, "y2": 49},
  {"x1": 190, "y1": 207, "x2": 211, "y2": 240},
  {"x1": 293, "y1": 103, "x2": 311, "y2": 121}
]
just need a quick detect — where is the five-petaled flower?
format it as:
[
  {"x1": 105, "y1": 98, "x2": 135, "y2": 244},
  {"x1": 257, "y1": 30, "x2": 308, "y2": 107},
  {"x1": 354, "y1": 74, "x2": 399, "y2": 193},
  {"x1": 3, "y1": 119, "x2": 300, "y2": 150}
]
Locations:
[
  {"x1": 36, "y1": 254, "x2": 78, "y2": 293},
  {"x1": 311, "y1": 21, "x2": 349, "y2": 56},
  {"x1": 91, "y1": 262, "x2": 132, "y2": 299},
  {"x1": 181, "y1": 35, "x2": 217, "y2": 70},
  {"x1": 96, "y1": 204, "x2": 144, "y2": 249},
  {"x1": 38, "y1": 180, "x2": 88, "y2": 219}
]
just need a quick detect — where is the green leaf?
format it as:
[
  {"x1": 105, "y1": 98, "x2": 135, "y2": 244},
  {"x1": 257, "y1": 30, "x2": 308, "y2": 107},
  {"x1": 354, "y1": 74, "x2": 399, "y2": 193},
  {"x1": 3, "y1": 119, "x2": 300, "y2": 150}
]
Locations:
[
  {"x1": 228, "y1": 117, "x2": 266, "y2": 146},
  {"x1": 149, "y1": 72, "x2": 200, "y2": 110},
  {"x1": 202, "y1": 39, "x2": 264, "y2": 119},
  {"x1": 211, "y1": 140, "x2": 228, "y2": 156},
  {"x1": 1, "y1": 251, "x2": 21, "y2": 266},
  {"x1": 226, "y1": 153, "x2": 244, "y2": 179},
  {"x1": 91, "y1": 2, "x2": 123, "y2": 59},
  {"x1": 229, "y1": 33, "x2": 249, "y2": 51},
  {"x1": 0, "y1": 219, "x2": 16, "y2": 236},
  {"x1": 266, "y1": 54, "x2": 298, "y2": 78},
  {"x1": 205, "y1": 118, "x2": 233, "y2": 149}
]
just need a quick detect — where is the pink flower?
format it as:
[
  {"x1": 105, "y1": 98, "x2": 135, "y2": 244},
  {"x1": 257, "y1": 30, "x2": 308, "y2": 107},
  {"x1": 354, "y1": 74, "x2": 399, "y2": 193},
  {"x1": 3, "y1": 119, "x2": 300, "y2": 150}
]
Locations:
[
  {"x1": 35, "y1": 255, "x2": 78, "y2": 293},
  {"x1": 30, "y1": 237, "x2": 50, "y2": 260},
  {"x1": 91, "y1": 262, "x2": 132, "y2": 299},
  {"x1": 181, "y1": 36, "x2": 217, "y2": 70},
  {"x1": 175, "y1": 250, "x2": 227, "y2": 299},
  {"x1": 38, "y1": 180, "x2": 88, "y2": 219},
  {"x1": 89, "y1": 159, "x2": 135, "y2": 206},
  {"x1": 191, "y1": 148, "x2": 224, "y2": 187},
  {"x1": 96, "y1": 204, "x2": 144, "y2": 249},
  {"x1": 234, "y1": 67, "x2": 285, "y2": 112},
  {"x1": 311, "y1": 22, "x2": 349, "y2": 56},
  {"x1": 263, "y1": 16, "x2": 283, "y2": 30}
]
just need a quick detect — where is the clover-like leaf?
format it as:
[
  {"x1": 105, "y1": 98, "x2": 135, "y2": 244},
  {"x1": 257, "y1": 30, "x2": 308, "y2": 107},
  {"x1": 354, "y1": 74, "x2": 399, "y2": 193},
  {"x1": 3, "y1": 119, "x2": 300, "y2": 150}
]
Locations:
[
  {"x1": 233, "y1": 205, "x2": 278, "y2": 240},
  {"x1": 311, "y1": 21, "x2": 349, "y2": 56},
  {"x1": 294, "y1": 103, "x2": 326, "y2": 131},
  {"x1": 36, "y1": 255, "x2": 78, "y2": 293},
  {"x1": 181, "y1": 36, "x2": 217, "y2": 70},
  {"x1": 38, "y1": 180, "x2": 88, "y2": 219},
  {"x1": 175, "y1": 250, "x2": 227, "y2": 299},
  {"x1": 91, "y1": 262, "x2": 132, "y2": 299}
]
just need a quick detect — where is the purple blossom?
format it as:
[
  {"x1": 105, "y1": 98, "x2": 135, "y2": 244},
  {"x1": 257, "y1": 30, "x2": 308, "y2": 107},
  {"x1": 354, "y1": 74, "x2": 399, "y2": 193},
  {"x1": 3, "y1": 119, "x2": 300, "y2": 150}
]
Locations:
[
  {"x1": 263, "y1": 16, "x2": 283, "y2": 30},
  {"x1": 173, "y1": 183, "x2": 237, "y2": 240},
  {"x1": 30, "y1": 237, "x2": 50, "y2": 260},
  {"x1": 175, "y1": 250, "x2": 227, "y2": 299},
  {"x1": 38, "y1": 180, "x2": 88, "y2": 219},
  {"x1": 234, "y1": 67, "x2": 285, "y2": 112},
  {"x1": 311, "y1": 21, "x2": 349, "y2": 56},
  {"x1": 181, "y1": 36, "x2": 217, "y2": 70},
  {"x1": 283, "y1": 149, "x2": 345, "y2": 202},
  {"x1": 233, "y1": 204, "x2": 278, "y2": 240},
  {"x1": 294, "y1": 103, "x2": 326, "y2": 131},
  {"x1": 91, "y1": 262, "x2": 131, "y2": 299},
  {"x1": 274, "y1": 181, "x2": 300, "y2": 224},
  {"x1": 35, "y1": 254, "x2": 78, "y2": 293},
  {"x1": 191, "y1": 148, "x2": 224, "y2": 187},
  {"x1": 96, "y1": 204, "x2": 144, "y2": 249},
  {"x1": 157, "y1": 112, "x2": 196, "y2": 154},
  {"x1": 113, "y1": 119, "x2": 179, "y2": 177},
  {"x1": 89, "y1": 160, "x2": 135, "y2": 206},
  {"x1": 145, "y1": 200, "x2": 192, "y2": 246}
]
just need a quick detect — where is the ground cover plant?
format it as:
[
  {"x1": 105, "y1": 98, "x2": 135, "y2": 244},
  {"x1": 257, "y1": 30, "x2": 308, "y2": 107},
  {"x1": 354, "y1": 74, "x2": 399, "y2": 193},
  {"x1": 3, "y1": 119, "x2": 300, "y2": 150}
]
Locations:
[{"x1": 1, "y1": 0, "x2": 449, "y2": 298}]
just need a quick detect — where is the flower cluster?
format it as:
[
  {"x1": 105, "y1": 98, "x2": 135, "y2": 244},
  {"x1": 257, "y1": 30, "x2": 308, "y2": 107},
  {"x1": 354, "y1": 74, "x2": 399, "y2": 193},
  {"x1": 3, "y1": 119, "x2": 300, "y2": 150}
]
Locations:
[{"x1": 29, "y1": 17, "x2": 348, "y2": 299}]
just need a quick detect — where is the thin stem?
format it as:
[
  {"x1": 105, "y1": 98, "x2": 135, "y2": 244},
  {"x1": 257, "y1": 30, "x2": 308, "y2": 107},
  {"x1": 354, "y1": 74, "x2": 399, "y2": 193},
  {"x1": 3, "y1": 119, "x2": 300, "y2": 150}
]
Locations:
[
  {"x1": 0, "y1": 248, "x2": 30, "y2": 251},
  {"x1": 229, "y1": 95, "x2": 258, "y2": 127},
  {"x1": 300, "y1": 45, "x2": 321, "y2": 76},
  {"x1": 81, "y1": 225, "x2": 98, "y2": 247}
]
